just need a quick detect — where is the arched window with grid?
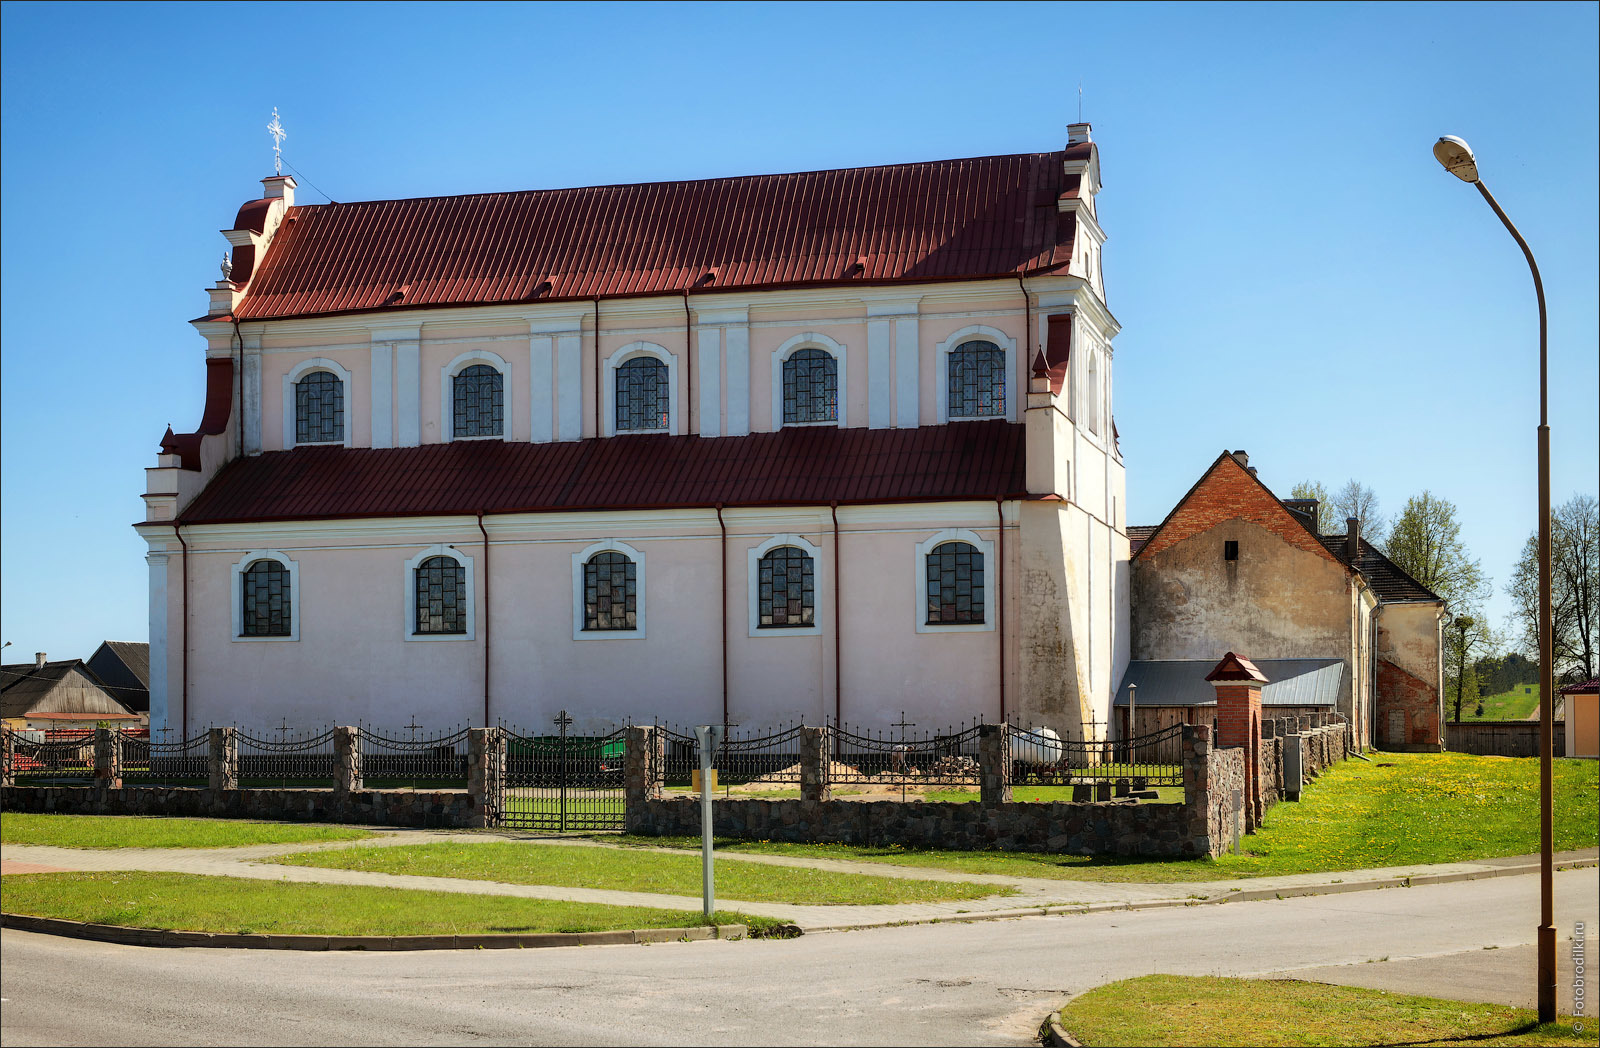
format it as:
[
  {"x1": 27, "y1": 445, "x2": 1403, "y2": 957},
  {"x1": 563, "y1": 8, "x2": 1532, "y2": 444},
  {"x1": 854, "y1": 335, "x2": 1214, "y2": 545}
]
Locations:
[
  {"x1": 757, "y1": 545, "x2": 814, "y2": 629},
  {"x1": 947, "y1": 340, "x2": 1006, "y2": 418},
  {"x1": 615, "y1": 357, "x2": 669, "y2": 431},
  {"x1": 414, "y1": 555, "x2": 467, "y2": 634},
  {"x1": 925, "y1": 540, "x2": 984, "y2": 625},
  {"x1": 241, "y1": 559, "x2": 291, "y2": 637},
  {"x1": 294, "y1": 370, "x2": 344, "y2": 444},
  {"x1": 452, "y1": 364, "x2": 504, "y2": 438},
  {"x1": 582, "y1": 551, "x2": 637, "y2": 631},
  {"x1": 781, "y1": 348, "x2": 838, "y2": 424}
]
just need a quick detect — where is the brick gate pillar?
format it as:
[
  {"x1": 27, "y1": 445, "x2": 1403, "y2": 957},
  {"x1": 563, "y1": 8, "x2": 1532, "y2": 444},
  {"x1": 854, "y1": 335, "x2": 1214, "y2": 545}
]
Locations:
[
  {"x1": 624, "y1": 725, "x2": 663, "y2": 832},
  {"x1": 467, "y1": 727, "x2": 505, "y2": 829},
  {"x1": 94, "y1": 728, "x2": 123, "y2": 790},
  {"x1": 978, "y1": 724, "x2": 1012, "y2": 806},
  {"x1": 799, "y1": 726, "x2": 831, "y2": 804},
  {"x1": 4, "y1": 727, "x2": 17, "y2": 788},
  {"x1": 208, "y1": 727, "x2": 238, "y2": 792},
  {"x1": 1206, "y1": 651, "x2": 1267, "y2": 832}
]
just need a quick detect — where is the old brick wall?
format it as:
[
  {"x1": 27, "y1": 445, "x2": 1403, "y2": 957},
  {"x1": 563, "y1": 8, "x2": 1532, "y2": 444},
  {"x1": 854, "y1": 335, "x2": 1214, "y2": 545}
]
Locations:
[{"x1": 1377, "y1": 658, "x2": 1444, "y2": 751}]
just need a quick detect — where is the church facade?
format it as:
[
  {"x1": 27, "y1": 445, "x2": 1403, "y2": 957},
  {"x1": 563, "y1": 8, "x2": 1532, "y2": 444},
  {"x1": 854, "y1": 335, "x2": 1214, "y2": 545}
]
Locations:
[{"x1": 135, "y1": 126, "x2": 1129, "y2": 738}]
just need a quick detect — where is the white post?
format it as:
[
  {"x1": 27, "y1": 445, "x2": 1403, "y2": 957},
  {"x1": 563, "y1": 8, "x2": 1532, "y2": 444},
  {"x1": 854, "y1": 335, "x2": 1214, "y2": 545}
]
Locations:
[{"x1": 694, "y1": 724, "x2": 722, "y2": 919}]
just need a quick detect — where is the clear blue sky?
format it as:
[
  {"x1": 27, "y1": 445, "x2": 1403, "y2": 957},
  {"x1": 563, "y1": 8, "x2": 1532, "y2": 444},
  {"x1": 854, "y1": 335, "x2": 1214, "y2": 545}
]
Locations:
[{"x1": 2, "y1": 1, "x2": 1595, "y2": 662}]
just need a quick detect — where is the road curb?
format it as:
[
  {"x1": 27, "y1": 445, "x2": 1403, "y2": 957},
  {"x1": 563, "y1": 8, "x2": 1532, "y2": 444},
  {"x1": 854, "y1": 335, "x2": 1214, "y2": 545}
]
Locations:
[
  {"x1": 0, "y1": 912, "x2": 747, "y2": 951},
  {"x1": 802, "y1": 856, "x2": 1599, "y2": 933},
  {"x1": 1039, "y1": 1011, "x2": 1083, "y2": 1047}
]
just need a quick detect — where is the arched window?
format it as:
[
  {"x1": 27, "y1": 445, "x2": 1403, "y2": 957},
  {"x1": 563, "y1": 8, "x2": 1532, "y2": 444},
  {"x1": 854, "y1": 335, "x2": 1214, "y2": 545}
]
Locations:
[
  {"x1": 452, "y1": 364, "x2": 504, "y2": 438},
  {"x1": 925, "y1": 541, "x2": 984, "y2": 625},
  {"x1": 757, "y1": 545, "x2": 814, "y2": 629},
  {"x1": 295, "y1": 371, "x2": 344, "y2": 444},
  {"x1": 782, "y1": 348, "x2": 838, "y2": 424},
  {"x1": 414, "y1": 555, "x2": 467, "y2": 634},
  {"x1": 241, "y1": 559, "x2": 291, "y2": 637},
  {"x1": 616, "y1": 357, "x2": 669, "y2": 431},
  {"x1": 948, "y1": 340, "x2": 1006, "y2": 419},
  {"x1": 583, "y1": 551, "x2": 637, "y2": 631}
]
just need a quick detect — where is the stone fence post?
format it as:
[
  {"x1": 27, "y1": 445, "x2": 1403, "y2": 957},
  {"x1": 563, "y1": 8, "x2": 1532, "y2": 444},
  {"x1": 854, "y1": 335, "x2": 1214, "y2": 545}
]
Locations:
[
  {"x1": 94, "y1": 728, "x2": 122, "y2": 790},
  {"x1": 978, "y1": 723, "x2": 1012, "y2": 806},
  {"x1": 209, "y1": 727, "x2": 238, "y2": 792},
  {"x1": 467, "y1": 727, "x2": 504, "y2": 829},
  {"x1": 800, "y1": 726, "x2": 830, "y2": 803},
  {"x1": 334, "y1": 726, "x2": 362, "y2": 800},
  {"x1": 624, "y1": 725, "x2": 663, "y2": 830},
  {"x1": 3, "y1": 727, "x2": 15, "y2": 788}
]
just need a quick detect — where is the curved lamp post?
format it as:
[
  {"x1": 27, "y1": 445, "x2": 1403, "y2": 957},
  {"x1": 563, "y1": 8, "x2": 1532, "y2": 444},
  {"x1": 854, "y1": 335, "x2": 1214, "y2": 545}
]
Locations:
[{"x1": 1433, "y1": 134, "x2": 1554, "y2": 1023}]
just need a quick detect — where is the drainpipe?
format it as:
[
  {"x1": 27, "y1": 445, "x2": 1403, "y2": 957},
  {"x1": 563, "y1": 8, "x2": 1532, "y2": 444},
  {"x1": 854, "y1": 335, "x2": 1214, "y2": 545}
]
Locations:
[
  {"x1": 477, "y1": 512, "x2": 490, "y2": 727},
  {"x1": 683, "y1": 290, "x2": 694, "y2": 435},
  {"x1": 832, "y1": 502, "x2": 842, "y2": 724},
  {"x1": 996, "y1": 498, "x2": 1007, "y2": 723},
  {"x1": 592, "y1": 298, "x2": 602, "y2": 438},
  {"x1": 717, "y1": 504, "x2": 729, "y2": 727},
  {"x1": 231, "y1": 318, "x2": 244, "y2": 459},
  {"x1": 1016, "y1": 276, "x2": 1031, "y2": 399},
  {"x1": 171, "y1": 523, "x2": 188, "y2": 737}
]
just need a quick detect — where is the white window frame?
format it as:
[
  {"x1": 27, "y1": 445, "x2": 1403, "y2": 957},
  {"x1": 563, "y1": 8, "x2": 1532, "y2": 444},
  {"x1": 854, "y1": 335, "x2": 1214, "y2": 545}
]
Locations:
[
  {"x1": 571, "y1": 540, "x2": 647, "y2": 641},
  {"x1": 747, "y1": 533, "x2": 823, "y2": 637},
  {"x1": 914, "y1": 529, "x2": 996, "y2": 634},
  {"x1": 604, "y1": 342, "x2": 678, "y2": 436},
  {"x1": 770, "y1": 332, "x2": 848, "y2": 429},
  {"x1": 404, "y1": 544, "x2": 476, "y2": 641},
  {"x1": 935, "y1": 324, "x2": 1017, "y2": 423},
  {"x1": 283, "y1": 358, "x2": 353, "y2": 448},
  {"x1": 442, "y1": 349, "x2": 512, "y2": 442},
  {"x1": 231, "y1": 550, "x2": 300, "y2": 642}
]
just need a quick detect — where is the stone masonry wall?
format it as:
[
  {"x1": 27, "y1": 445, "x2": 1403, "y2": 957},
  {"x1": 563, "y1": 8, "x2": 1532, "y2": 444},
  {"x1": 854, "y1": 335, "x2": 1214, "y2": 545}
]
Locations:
[{"x1": 2, "y1": 785, "x2": 475, "y2": 827}]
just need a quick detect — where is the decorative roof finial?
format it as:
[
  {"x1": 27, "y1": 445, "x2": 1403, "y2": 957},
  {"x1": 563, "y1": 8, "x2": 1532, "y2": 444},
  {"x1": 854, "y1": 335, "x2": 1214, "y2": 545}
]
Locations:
[
  {"x1": 220, "y1": 252, "x2": 233, "y2": 281},
  {"x1": 266, "y1": 107, "x2": 287, "y2": 175}
]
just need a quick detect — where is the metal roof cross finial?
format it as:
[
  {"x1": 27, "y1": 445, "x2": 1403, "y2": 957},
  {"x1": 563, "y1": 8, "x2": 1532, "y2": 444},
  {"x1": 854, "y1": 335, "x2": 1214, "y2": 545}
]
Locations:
[{"x1": 267, "y1": 108, "x2": 287, "y2": 175}]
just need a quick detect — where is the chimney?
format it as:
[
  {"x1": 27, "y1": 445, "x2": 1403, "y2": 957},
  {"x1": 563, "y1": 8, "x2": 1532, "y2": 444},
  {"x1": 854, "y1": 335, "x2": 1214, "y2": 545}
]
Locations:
[
  {"x1": 1346, "y1": 518, "x2": 1361, "y2": 561},
  {"x1": 1067, "y1": 122, "x2": 1092, "y2": 146},
  {"x1": 1230, "y1": 449, "x2": 1258, "y2": 478},
  {"x1": 35, "y1": 652, "x2": 47, "y2": 669},
  {"x1": 261, "y1": 174, "x2": 297, "y2": 208}
]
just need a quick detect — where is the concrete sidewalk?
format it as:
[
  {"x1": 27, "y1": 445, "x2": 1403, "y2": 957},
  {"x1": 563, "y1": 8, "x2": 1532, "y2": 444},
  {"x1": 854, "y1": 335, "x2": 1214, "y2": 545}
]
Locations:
[{"x1": 2, "y1": 831, "x2": 1595, "y2": 932}]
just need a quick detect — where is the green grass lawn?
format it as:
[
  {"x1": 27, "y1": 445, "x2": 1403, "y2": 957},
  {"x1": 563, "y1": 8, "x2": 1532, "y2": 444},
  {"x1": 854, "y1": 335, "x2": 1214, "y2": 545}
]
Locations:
[
  {"x1": 597, "y1": 751, "x2": 1600, "y2": 883},
  {"x1": 1457, "y1": 685, "x2": 1543, "y2": 721},
  {"x1": 0, "y1": 814, "x2": 375, "y2": 849},
  {"x1": 1056, "y1": 975, "x2": 1589, "y2": 1046},
  {"x1": 273, "y1": 840, "x2": 1008, "y2": 905},
  {"x1": 0, "y1": 871, "x2": 777, "y2": 936}
]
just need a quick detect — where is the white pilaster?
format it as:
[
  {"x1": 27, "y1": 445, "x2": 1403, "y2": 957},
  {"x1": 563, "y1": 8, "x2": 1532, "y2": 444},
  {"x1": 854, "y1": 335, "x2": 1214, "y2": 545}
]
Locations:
[
  {"x1": 370, "y1": 342, "x2": 394, "y2": 448},
  {"x1": 894, "y1": 315, "x2": 919, "y2": 427},
  {"x1": 724, "y1": 320, "x2": 750, "y2": 437},
  {"x1": 556, "y1": 333, "x2": 582, "y2": 441},
  {"x1": 698, "y1": 326, "x2": 722, "y2": 437},
  {"x1": 530, "y1": 335, "x2": 554, "y2": 443},
  {"x1": 241, "y1": 335, "x2": 262, "y2": 455},
  {"x1": 395, "y1": 340, "x2": 421, "y2": 447},
  {"x1": 146, "y1": 552, "x2": 169, "y2": 735},
  {"x1": 866, "y1": 319, "x2": 892, "y2": 429}
]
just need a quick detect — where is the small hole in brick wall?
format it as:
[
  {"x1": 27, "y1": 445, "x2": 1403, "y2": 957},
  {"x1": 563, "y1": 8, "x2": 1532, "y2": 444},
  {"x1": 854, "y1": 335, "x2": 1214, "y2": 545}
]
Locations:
[{"x1": 1224, "y1": 540, "x2": 1239, "y2": 561}]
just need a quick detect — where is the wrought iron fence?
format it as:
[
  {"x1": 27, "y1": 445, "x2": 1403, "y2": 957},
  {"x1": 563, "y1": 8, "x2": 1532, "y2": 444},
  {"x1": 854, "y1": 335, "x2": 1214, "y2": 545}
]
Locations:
[
  {"x1": 8, "y1": 729, "x2": 95, "y2": 784},
  {"x1": 120, "y1": 728, "x2": 210, "y2": 785},
  {"x1": 357, "y1": 724, "x2": 470, "y2": 790},
  {"x1": 655, "y1": 721, "x2": 806, "y2": 795},
  {"x1": 1008, "y1": 721, "x2": 1184, "y2": 788},
  {"x1": 500, "y1": 714, "x2": 628, "y2": 831},
  {"x1": 236, "y1": 727, "x2": 337, "y2": 788},
  {"x1": 826, "y1": 720, "x2": 983, "y2": 796},
  {"x1": 656, "y1": 724, "x2": 700, "y2": 788}
]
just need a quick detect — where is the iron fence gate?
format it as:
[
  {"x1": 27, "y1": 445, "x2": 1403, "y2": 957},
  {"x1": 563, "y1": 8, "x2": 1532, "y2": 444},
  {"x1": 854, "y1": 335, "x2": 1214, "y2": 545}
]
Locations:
[
  {"x1": 1008, "y1": 721, "x2": 1185, "y2": 788},
  {"x1": 499, "y1": 713, "x2": 628, "y2": 831}
]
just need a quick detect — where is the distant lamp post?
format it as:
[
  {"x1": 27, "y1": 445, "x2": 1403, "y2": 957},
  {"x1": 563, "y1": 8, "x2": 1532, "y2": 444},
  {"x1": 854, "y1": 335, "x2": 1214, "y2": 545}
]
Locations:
[{"x1": 1433, "y1": 133, "x2": 1555, "y2": 1024}]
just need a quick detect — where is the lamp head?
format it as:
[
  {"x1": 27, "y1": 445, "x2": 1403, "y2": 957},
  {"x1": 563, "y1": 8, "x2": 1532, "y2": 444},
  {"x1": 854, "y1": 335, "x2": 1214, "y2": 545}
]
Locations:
[{"x1": 1434, "y1": 136, "x2": 1479, "y2": 183}]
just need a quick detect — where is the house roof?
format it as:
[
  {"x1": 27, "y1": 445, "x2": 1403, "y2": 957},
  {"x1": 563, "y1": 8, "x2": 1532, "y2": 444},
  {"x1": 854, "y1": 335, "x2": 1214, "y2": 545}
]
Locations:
[
  {"x1": 1560, "y1": 677, "x2": 1600, "y2": 695},
  {"x1": 176, "y1": 419, "x2": 1027, "y2": 524},
  {"x1": 1317, "y1": 535, "x2": 1442, "y2": 604},
  {"x1": 1113, "y1": 659, "x2": 1346, "y2": 708},
  {"x1": 1, "y1": 660, "x2": 140, "y2": 721},
  {"x1": 85, "y1": 641, "x2": 151, "y2": 714},
  {"x1": 230, "y1": 151, "x2": 1082, "y2": 322},
  {"x1": 1127, "y1": 525, "x2": 1158, "y2": 554}
]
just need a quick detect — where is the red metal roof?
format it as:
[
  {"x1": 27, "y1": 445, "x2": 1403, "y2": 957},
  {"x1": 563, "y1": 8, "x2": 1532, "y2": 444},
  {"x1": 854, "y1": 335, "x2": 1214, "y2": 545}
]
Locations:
[
  {"x1": 231, "y1": 152, "x2": 1077, "y2": 321},
  {"x1": 177, "y1": 420, "x2": 1026, "y2": 524}
]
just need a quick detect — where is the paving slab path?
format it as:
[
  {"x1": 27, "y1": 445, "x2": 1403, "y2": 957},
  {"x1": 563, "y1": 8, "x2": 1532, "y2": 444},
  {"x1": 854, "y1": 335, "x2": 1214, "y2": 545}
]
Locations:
[{"x1": 2, "y1": 829, "x2": 1595, "y2": 932}]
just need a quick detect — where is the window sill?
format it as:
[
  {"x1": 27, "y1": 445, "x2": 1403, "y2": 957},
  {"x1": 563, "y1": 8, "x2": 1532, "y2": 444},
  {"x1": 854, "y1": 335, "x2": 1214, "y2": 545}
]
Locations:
[
  {"x1": 233, "y1": 634, "x2": 299, "y2": 643},
  {"x1": 405, "y1": 631, "x2": 475, "y2": 642},
  {"x1": 749, "y1": 623, "x2": 822, "y2": 638},
  {"x1": 574, "y1": 627, "x2": 646, "y2": 641},
  {"x1": 915, "y1": 620, "x2": 995, "y2": 635},
  {"x1": 449, "y1": 434, "x2": 507, "y2": 442}
]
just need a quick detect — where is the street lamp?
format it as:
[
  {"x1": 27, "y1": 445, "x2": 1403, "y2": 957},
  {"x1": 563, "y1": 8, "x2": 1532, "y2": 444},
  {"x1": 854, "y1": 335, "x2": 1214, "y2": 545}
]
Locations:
[{"x1": 1433, "y1": 134, "x2": 1555, "y2": 1024}]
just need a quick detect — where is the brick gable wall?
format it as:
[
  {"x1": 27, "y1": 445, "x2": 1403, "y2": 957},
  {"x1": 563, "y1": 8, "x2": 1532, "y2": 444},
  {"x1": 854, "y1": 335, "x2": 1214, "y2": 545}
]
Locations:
[{"x1": 1137, "y1": 455, "x2": 1343, "y2": 566}]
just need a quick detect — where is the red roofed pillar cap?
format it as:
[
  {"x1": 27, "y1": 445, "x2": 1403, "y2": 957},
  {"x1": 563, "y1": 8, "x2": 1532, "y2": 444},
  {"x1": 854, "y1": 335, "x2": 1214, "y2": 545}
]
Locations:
[
  {"x1": 1208, "y1": 652, "x2": 1265, "y2": 752},
  {"x1": 1205, "y1": 651, "x2": 1269, "y2": 684}
]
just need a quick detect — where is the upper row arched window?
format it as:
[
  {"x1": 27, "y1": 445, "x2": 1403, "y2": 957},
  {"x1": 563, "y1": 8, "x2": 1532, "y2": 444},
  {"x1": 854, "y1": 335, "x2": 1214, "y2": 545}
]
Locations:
[
  {"x1": 782, "y1": 348, "x2": 838, "y2": 424},
  {"x1": 295, "y1": 371, "x2": 344, "y2": 444},
  {"x1": 947, "y1": 340, "x2": 1005, "y2": 419},
  {"x1": 616, "y1": 357, "x2": 670, "y2": 431},
  {"x1": 453, "y1": 364, "x2": 504, "y2": 439}
]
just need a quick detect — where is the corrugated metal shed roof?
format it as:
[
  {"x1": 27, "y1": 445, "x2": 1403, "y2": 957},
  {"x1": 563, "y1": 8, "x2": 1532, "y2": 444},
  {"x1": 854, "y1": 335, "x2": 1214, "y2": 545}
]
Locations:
[
  {"x1": 1113, "y1": 659, "x2": 1346, "y2": 707},
  {"x1": 232, "y1": 152, "x2": 1078, "y2": 321},
  {"x1": 178, "y1": 420, "x2": 1027, "y2": 524}
]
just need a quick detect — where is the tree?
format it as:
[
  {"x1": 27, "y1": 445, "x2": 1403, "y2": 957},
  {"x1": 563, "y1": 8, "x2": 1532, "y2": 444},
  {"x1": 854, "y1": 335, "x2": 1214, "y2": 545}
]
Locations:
[
  {"x1": 1386, "y1": 491, "x2": 1490, "y2": 613},
  {"x1": 1289, "y1": 480, "x2": 1335, "y2": 533},
  {"x1": 1445, "y1": 615, "x2": 1497, "y2": 722},
  {"x1": 1332, "y1": 480, "x2": 1386, "y2": 545},
  {"x1": 1507, "y1": 494, "x2": 1599, "y2": 683}
]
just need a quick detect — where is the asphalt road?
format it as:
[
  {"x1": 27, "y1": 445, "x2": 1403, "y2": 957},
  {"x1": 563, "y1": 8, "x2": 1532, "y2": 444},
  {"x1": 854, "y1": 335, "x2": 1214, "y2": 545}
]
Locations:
[{"x1": 2, "y1": 868, "x2": 1594, "y2": 1047}]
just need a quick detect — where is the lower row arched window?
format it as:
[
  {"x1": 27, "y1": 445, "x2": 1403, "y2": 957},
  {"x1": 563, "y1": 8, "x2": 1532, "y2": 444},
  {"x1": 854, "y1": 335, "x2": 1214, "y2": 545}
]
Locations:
[
  {"x1": 925, "y1": 541, "x2": 984, "y2": 625},
  {"x1": 241, "y1": 559, "x2": 290, "y2": 636},
  {"x1": 583, "y1": 551, "x2": 637, "y2": 631},
  {"x1": 414, "y1": 555, "x2": 467, "y2": 634},
  {"x1": 758, "y1": 545, "x2": 815, "y2": 628}
]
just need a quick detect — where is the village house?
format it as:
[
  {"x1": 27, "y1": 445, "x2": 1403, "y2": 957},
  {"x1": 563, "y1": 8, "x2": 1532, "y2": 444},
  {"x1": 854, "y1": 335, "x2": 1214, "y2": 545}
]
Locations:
[
  {"x1": 135, "y1": 126, "x2": 1129, "y2": 740},
  {"x1": 1121, "y1": 451, "x2": 1446, "y2": 751},
  {"x1": 2, "y1": 651, "x2": 144, "y2": 730}
]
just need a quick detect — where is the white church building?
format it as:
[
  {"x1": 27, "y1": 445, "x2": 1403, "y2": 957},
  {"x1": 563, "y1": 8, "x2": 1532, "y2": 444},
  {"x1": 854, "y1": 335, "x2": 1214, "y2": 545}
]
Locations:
[{"x1": 135, "y1": 126, "x2": 1129, "y2": 737}]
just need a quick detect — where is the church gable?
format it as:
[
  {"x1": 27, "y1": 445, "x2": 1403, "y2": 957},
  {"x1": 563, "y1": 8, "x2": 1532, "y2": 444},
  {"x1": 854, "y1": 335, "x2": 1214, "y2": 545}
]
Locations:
[{"x1": 1134, "y1": 451, "x2": 1342, "y2": 567}]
